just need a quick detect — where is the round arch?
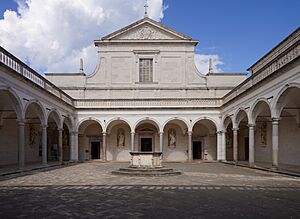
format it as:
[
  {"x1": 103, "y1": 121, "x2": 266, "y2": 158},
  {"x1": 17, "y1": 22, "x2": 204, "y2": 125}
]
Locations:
[
  {"x1": 191, "y1": 117, "x2": 218, "y2": 131},
  {"x1": 24, "y1": 100, "x2": 46, "y2": 125},
  {"x1": 162, "y1": 117, "x2": 190, "y2": 133},
  {"x1": 0, "y1": 87, "x2": 23, "y2": 121},
  {"x1": 47, "y1": 109, "x2": 62, "y2": 128},
  {"x1": 272, "y1": 83, "x2": 300, "y2": 118},
  {"x1": 76, "y1": 117, "x2": 104, "y2": 133},
  {"x1": 105, "y1": 117, "x2": 132, "y2": 133},
  {"x1": 250, "y1": 98, "x2": 272, "y2": 123},
  {"x1": 133, "y1": 117, "x2": 162, "y2": 132},
  {"x1": 234, "y1": 108, "x2": 249, "y2": 127},
  {"x1": 221, "y1": 115, "x2": 234, "y2": 130},
  {"x1": 63, "y1": 115, "x2": 74, "y2": 132}
]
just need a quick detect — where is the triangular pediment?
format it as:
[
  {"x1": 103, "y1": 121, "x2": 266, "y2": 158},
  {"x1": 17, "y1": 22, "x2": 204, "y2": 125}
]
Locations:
[{"x1": 101, "y1": 17, "x2": 193, "y2": 41}]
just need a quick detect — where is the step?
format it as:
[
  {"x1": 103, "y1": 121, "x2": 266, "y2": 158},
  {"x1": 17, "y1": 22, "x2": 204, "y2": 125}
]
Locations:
[
  {"x1": 118, "y1": 167, "x2": 174, "y2": 172},
  {"x1": 112, "y1": 170, "x2": 182, "y2": 177}
]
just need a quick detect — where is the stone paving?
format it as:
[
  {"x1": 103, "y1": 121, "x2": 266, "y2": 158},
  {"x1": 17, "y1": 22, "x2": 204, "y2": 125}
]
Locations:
[{"x1": 0, "y1": 162, "x2": 299, "y2": 218}]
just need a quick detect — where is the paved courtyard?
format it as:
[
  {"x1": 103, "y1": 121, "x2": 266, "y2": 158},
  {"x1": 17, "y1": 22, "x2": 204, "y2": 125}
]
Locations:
[{"x1": 0, "y1": 162, "x2": 299, "y2": 218}]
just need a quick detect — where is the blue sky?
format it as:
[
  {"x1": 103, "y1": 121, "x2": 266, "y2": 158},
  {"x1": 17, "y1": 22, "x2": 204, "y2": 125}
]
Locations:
[{"x1": 0, "y1": 0, "x2": 299, "y2": 73}]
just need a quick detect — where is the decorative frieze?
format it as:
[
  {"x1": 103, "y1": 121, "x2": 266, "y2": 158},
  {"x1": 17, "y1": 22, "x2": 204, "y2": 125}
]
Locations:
[{"x1": 74, "y1": 98, "x2": 222, "y2": 109}]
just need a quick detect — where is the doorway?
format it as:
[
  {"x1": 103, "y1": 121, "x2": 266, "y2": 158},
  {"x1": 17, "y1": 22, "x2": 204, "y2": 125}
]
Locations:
[
  {"x1": 141, "y1": 138, "x2": 152, "y2": 152},
  {"x1": 91, "y1": 142, "x2": 100, "y2": 159},
  {"x1": 193, "y1": 141, "x2": 202, "y2": 160}
]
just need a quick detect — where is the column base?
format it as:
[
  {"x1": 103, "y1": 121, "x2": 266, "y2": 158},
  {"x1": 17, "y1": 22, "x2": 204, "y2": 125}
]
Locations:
[{"x1": 271, "y1": 165, "x2": 278, "y2": 171}]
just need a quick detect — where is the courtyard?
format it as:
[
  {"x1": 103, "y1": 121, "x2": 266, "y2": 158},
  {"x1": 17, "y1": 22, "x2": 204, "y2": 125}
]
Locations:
[{"x1": 0, "y1": 162, "x2": 299, "y2": 218}]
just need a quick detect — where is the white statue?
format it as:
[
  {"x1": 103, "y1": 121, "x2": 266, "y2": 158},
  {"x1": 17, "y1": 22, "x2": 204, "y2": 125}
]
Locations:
[
  {"x1": 117, "y1": 129, "x2": 125, "y2": 147},
  {"x1": 168, "y1": 129, "x2": 176, "y2": 148}
]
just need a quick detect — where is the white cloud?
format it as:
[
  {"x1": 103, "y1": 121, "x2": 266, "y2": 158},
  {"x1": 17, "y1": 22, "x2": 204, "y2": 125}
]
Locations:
[
  {"x1": 194, "y1": 54, "x2": 224, "y2": 75},
  {"x1": 0, "y1": 0, "x2": 165, "y2": 74}
]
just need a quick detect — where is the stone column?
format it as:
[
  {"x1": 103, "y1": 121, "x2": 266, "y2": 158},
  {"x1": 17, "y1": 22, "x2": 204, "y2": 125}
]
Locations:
[
  {"x1": 58, "y1": 129, "x2": 63, "y2": 164},
  {"x1": 221, "y1": 131, "x2": 226, "y2": 161},
  {"x1": 102, "y1": 132, "x2": 107, "y2": 161},
  {"x1": 74, "y1": 132, "x2": 78, "y2": 161},
  {"x1": 69, "y1": 132, "x2": 74, "y2": 161},
  {"x1": 248, "y1": 124, "x2": 255, "y2": 167},
  {"x1": 70, "y1": 132, "x2": 78, "y2": 162},
  {"x1": 188, "y1": 131, "x2": 193, "y2": 161},
  {"x1": 217, "y1": 131, "x2": 222, "y2": 161},
  {"x1": 17, "y1": 120, "x2": 25, "y2": 169},
  {"x1": 272, "y1": 118, "x2": 280, "y2": 170},
  {"x1": 41, "y1": 125, "x2": 47, "y2": 166},
  {"x1": 159, "y1": 132, "x2": 163, "y2": 153},
  {"x1": 232, "y1": 128, "x2": 239, "y2": 163},
  {"x1": 130, "y1": 132, "x2": 135, "y2": 152}
]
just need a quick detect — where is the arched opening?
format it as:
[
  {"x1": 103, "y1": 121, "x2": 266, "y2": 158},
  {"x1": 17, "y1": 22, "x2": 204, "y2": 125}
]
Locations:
[
  {"x1": 78, "y1": 119, "x2": 103, "y2": 161},
  {"x1": 24, "y1": 102, "x2": 45, "y2": 165},
  {"x1": 62, "y1": 117, "x2": 72, "y2": 162},
  {"x1": 47, "y1": 111, "x2": 61, "y2": 163},
  {"x1": 106, "y1": 119, "x2": 131, "y2": 161},
  {"x1": 192, "y1": 119, "x2": 217, "y2": 161},
  {"x1": 163, "y1": 119, "x2": 189, "y2": 161},
  {"x1": 251, "y1": 101, "x2": 272, "y2": 167},
  {"x1": 0, "y1": 90, "x2": 21, "y2": 167},
  {"x1": 223, "y1": 116, "x2": 233, "y2": 161},
  {"x1": 276, "y1": 87, "x2": 300, "y2": 169},
  {"x1": 235, "y1": 110, "x2": 249, "y2": 162},
  {"x1": 134, "y1": 120, "x2": 160, "y2": 153}
]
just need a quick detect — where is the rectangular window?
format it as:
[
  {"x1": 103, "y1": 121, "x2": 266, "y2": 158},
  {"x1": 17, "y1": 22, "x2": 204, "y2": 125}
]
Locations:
[{"x1": 139, "y1": 59, "x2": 153, "y2": 82}]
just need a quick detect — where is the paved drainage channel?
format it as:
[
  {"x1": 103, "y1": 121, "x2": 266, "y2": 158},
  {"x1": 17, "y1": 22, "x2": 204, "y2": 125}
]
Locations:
[{"x1": 0, "y1": 185, "x2": 299, "y2": 191}]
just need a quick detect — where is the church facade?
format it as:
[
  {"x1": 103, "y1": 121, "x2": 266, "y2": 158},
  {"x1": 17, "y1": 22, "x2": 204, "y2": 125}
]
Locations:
[{"x1": 0, "y1": 17, "x2": 299, "y2": 171}]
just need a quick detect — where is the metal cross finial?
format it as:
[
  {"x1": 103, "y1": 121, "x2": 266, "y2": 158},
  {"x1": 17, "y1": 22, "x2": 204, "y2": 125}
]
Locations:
[{"x1": 144, "y1": 0, "x2": 149, "y2": 18}]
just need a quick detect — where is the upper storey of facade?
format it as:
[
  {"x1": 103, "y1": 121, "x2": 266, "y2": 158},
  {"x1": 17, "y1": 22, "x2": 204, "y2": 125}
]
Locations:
[{"x1": 45, "y1": 17, "x2": 246, "y2": 100}]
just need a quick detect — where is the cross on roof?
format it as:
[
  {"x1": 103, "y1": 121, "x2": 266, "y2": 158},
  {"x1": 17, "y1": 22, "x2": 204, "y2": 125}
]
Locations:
[{"x1": 144, "y1": 0, "x2": 149, "y2": 18}]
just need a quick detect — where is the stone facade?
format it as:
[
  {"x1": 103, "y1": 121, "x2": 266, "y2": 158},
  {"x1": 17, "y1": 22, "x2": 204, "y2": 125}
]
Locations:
[{"x1": 0, "y1": 18, "x2": 299, "y2": 170}]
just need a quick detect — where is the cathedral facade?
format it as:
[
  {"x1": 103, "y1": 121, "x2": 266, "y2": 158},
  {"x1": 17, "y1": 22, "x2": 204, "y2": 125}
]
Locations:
[{"x1": 0, "y1": 17, "x2": 299, "y2": 171}]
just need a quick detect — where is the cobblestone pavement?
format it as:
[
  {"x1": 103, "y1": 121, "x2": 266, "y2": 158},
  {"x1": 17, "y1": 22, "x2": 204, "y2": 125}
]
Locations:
[{"x1": 0, "y1": 162, "x2": 299, "y2": 218}]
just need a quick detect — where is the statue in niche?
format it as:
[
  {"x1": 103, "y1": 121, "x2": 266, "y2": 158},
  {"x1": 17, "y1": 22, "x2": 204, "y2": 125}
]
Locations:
[
  {"x1": 117, "y1": 129, "x2": 125, "y2": 147},
  {"x1": 29, "y1": 125, "x2": 37, "y2": 146},
  {"x1": 168, "y1": 129, "x2": 176, "y2": 149},
  {"x1": 260, "y1": 122, "x2": 267, "y2": 146}
]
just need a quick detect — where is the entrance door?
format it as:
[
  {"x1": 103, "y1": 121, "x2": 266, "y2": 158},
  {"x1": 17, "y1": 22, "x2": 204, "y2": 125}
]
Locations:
[
  {"x1": 193, "y1": 141, "x2": 202, "y2": 160},
  {"x1": 141, "y1": 138, "x2": 152, "y2": 152},
  {"x1": 91, "y1": 142, "x2": 100, "y2": 159},
  {"x1": 244, "y1": 137, "x2": 249, "y2": 161}
]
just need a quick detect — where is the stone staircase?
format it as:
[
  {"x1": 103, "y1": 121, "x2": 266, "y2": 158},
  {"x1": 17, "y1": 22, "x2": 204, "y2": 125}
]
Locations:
[{"x1": 112, "y1": 166, "x2": 182, "y2": 177}]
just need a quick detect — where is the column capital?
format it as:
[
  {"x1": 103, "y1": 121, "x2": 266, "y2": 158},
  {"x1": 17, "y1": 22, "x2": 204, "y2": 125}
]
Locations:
[
  {"x1": 102, "y1": 131, "x2": 107, "y2": 136},
  {"x1": 159, "y1": 131, "x2": 164, "y2": 135},
  {"x1": 57, "y1": 128, "x2": 63, "y2": 132},
  {"x1": 17, "y1": 121, "x2": 25, "y2": 126},
  {"x1": 247, "y1": 124, "x2": 256, "y2": 128},
  {"x1": 232, "y1": 128, "x2": 239, "y2": 132},
  {"x1": 130, "y1": 131, "x2": 135, "y2": 135},
  {"x1": 70, "y1": 131, "x2": 78, "y2": 135},
  {"x1": 41, "y1": 124, "x2": 48, "y2": 129},
  {"x1": 187, "y1": 131, "x2": 192, "y2": 135},
  {"x1": 272, "y1": 117, "x2": 280, "y2": 124}
]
